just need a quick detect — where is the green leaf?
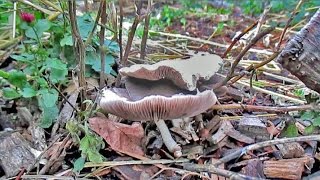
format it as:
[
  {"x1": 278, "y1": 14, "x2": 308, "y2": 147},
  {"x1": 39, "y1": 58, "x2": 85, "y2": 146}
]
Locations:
[
  {"x1": 87, "y1": 150, "x2": 103, "y2": 163},
  {"x1": 73, "y1": 157, "x2": 86, "y2": 172},
  {"x1": 301, "y1": 111, "x2": 315, "y2": 120},
  {"x1": 313, "y1": 116, "x2": 320, "y2": 126},
  {"x1": 44, "y1": 58, "x2": 68, "y2": 83},
  {"x1": 25, "y1": 19, "x2": 51, "y2": 39},
  {"x1": 281, "y1": 123, "x2": 299, "y2": 137},
  {"x1": 79, "y1": 133, "x2": 104, "y2": 163},
  {"x1": 7, "y1": 70, "x2": 27, "y2": 88},
  {"x1": 2, "y1": 88, "x2": 21, "y2": 99},
  {"x1": 77, "y1": 14, "x2": 94, "y2": 39},
  {"x1": 40, "y1": 105, "x2": 59, "y2": 128},
  {"x1": 36, "y1": 77, "x2": 48, "y2": 88},
  {"x1": 60, "y1": 34, "x2": 73, "y2": 46},
  {"x1": 86, "y1": 52, "x2": 114, "y2": 74},
  {"x1": 104, "y1": 40, "x2": 120, "y2": 53},
  {"x1": 10, "y1": 53, "x2": 34, "y2": 63},
  {"x1": 21, "y1": 87, "x2": 36, "y2": 98},
  {"x1": 304, "y1": 125, "x2": 315, "y2": 135},
  {"x1": 0, "y1": 70, "x2": 9, "y2": 78},
  {"x1": 38, "y1": 89, "x2": 58, "y2": 108}
]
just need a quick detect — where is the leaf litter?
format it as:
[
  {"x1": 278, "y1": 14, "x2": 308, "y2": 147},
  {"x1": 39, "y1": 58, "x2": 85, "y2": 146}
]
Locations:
[{"x1": 0, "y1": 0, "x2": 320, "y2": 180}]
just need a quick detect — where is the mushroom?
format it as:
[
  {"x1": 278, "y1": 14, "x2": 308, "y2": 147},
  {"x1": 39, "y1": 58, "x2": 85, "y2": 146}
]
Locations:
[
  {"x1": 119, "y1": 54, "x2": 223, "y2": 91},
  {"x1": 100, "y1": 87, "x2": 217, "y2": 157}
]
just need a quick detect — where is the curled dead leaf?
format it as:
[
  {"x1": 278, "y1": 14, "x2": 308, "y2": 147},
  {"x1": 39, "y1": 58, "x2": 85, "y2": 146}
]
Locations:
[{"x1": 89, "y1": 117, "x2": 145, "y2": 158}]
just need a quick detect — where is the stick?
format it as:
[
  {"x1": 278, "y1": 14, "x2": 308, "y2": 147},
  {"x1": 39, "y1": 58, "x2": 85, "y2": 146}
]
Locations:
[
  {"x1": 84, "y1": 158, "x2": 189, "y2": 167},
  {"x1": 68, "y1": 0, "x2": 87, "y2": 109},
  {"x1": 212, "y1": 104, "x2": 314, "y2": 113},
  {"x1": 140, "y1": 0, "x2": 152, "y2": 60},
  {"x1": 214, "y1": 135, "x2": 320, "y2": 167},
  {"x1": 99, "y1": 0, "x2": 107, "y2": 88},
  {"x1": 183, "y1": 163, "x2": 263, "y2": 180},
  {"x1": 149, "y1": 30, "x2": 274, "y2": 55},
  {"x1": 228, "y1": 51, "x2": 280, "y2": 84},
  {"x1": 276, "y1": 0, "x2": 305, "y2": 51},
  {"x1": 213, "y1": 26, "x2": 275, "y2": 90},
  {"x1": 222, "y1": 20, "x2": 258, "y2": 58},
  {"x1": 121, "y1": 0, "x2": 144, "y2": 66}
]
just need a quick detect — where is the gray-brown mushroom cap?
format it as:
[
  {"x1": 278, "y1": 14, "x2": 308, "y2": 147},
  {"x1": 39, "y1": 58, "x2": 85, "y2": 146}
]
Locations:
[
  {"x1": 119, "y1": 54, "x2": 223, "y2": 91},
  {"x1": 99, "y1": 88, "x2": 217, "y2": 121}
]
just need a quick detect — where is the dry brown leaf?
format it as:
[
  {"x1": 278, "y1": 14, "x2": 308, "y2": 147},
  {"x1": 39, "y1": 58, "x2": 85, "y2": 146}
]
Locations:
[{"x1": 89, "y1": 117, "x2": 145, "y2": 158}]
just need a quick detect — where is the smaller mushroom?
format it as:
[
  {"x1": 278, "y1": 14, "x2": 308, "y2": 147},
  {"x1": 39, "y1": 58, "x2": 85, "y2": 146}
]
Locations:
[
  {"x1": 100, "y1": 88, "x2": 217, "y2": 157},
  {"x1": 119, "y1": 54, "x2": 223, "y2": 91}
]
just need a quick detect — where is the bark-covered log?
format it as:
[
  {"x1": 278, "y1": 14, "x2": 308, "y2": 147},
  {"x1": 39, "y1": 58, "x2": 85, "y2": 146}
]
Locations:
[{"x1": 277, "y1": 9, "x2": 320, "y2": 93}]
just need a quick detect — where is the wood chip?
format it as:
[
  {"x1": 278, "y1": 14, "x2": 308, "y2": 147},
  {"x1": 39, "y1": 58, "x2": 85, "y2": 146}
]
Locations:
[
  {"x1": 276, "y1": 142, "x2": 304, "y2": 159},
  {"x1": 0, "y1": 132, "x2": 36, "y2": 177},
  {"x1": 237, "y1": 117, "x2": 269, "y2": 142},
  {"x1": 263, "y1": 156, "x2": 314, "y2": 180}
]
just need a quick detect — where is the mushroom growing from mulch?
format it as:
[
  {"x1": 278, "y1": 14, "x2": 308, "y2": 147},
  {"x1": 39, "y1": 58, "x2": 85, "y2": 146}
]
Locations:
[{"x1": 99, "y1": 53, "x2": 223, "y2": 157}]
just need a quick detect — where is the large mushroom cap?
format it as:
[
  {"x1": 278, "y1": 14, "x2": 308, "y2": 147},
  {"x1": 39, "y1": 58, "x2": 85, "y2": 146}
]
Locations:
[
  {"x1": 100, "y1": 88, "x2": 217, "y2": 121},
  {"x1": 119, "y1": 54, "x2": 223, "y2": 91}
]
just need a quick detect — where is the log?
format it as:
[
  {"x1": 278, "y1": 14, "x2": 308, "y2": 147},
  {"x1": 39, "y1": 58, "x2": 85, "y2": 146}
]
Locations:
[{"x1": 277, "y1": 9, "x2": 320, "y2": 93}]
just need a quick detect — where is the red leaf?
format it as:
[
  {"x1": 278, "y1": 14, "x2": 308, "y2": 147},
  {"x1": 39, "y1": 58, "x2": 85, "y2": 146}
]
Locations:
[{"x1": 89, "y1": 117, "x2": 145, "y2": 158}]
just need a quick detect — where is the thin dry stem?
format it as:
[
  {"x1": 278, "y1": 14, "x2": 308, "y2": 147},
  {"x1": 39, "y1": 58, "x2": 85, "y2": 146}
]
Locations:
[
  {"x1": 222, "y1": 20, "x2": 258, "y2": 58},
  {"x1": 99, "y1": 0, "x2": 107, "y2": 88},
  {"x1": 140, "y1": 0, "x2": 152, "y2": 60},
  {"x1": 68, "y1": 0, "x2": 86, "y2": 109},
  {"x1": 121, "y1": 0, "x2": 144, "y2": 66},
  {"x1": 276, "y1": 0, "x2": 305, "y2": 51},
  {"x1": 212, "y1": 104, "x2": 314, "y2": 113},
  {"x1": 183, "y1": 163, "x2": 262, "y2": 180},
  {"x1": 228, "y1": 51, "x2": 280, "y2": 85},
  {"x1": 214, "y1": 135, "x2": 320, "y2": 167},
  {"x1": 213, "y1": 26, "x2": 275, "y2": 90}
]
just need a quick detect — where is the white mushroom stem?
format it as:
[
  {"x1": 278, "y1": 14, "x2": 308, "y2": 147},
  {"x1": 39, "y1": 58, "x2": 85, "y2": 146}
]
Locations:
[
  {"x1": 154, "y1": 119, "x2": 182, "y2": 158},
  {"x1": 172, "y1": 118, "x2": 183, "y2": 128}
]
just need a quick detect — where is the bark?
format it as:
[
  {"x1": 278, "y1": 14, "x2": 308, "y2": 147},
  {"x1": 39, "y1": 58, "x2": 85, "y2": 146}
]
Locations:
[{"x1": 277, "y1": 9, "x2": 320, "y2": 93}]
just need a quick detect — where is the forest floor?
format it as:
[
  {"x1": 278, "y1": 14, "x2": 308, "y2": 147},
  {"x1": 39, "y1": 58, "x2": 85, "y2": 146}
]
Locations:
[{"x1": 0, "y1": 0, "x2": 320, "y2": 179}]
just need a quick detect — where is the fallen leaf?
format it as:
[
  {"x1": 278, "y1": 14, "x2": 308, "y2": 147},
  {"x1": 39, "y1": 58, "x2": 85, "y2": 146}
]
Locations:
[{"x1": 89, "y1": 117, "x2": 145, "y2": 158}]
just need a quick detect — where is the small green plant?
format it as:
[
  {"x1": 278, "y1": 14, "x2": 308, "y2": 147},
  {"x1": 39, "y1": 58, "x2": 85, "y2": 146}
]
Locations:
[
  {"x1": 67, "y1": 121, "x2": 105, "y2": 172},
  {"x1": 0, "y1": 13, "x2": 66, "y2": 128}
]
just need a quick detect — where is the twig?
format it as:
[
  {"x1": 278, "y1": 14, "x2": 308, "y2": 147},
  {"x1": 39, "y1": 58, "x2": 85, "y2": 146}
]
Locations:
[
  {"x1": 222, "y1": 20, "x2": 258, "y2": 58},
  {"x1": 140, "y1": 0, "x2": 152, "y2": 60},
  {"x1": 21, "y1": 175, "x2": 83, "y2": 180},
  {"x1": 228, "y1": 51, "x2": 280, "y2": 85},
  {"x1": 68, "y1": 0, "x2": 87, "y2": 109},
  {"x1": 253, "y1": 5, "x2": 271, "y2": 37},
  {"x1": 212, "y1": 104, "x2": 314, "y2": 113},
  {"x1": 99, "y1": 0, "x2": 107, "y2": 88},
  {"x1": 220, "y1": 114, "x2": 278, "y2": 121},
  {"x1": 121, "y1": 0, "x2": 144, "y2": 66},
  {"x1": 276, "y1": 0, "x2": 305, "y2": 51},
  {"x1": 84, "y1": 0, "x2": 89, "y2": 12},
  {"x1": 12, "y1": 1, "x2": 17, "y2": 39},
  {"x1": 213, "y1": 26, "x2": 275, "y2": 90},
  {"x1": 183, "y1": 163, "x2": 263, "y2": 180},
  {"x1": 17, "y1": 0, "x2": 54, "y2": 15},
  {"x1": 217, "y1": 73, "x2": 306, "y2": 104},
  {"x1": 118, "y1": 0, "x2": 124, "y2": 65},
  {"x1": 43, "y1": 77, "x2": 79, "y2": 113},
  {"x1": 214, "y1": 135, "x2": 320, "y2": 167},
  {"x1": 149, "y1": 30, "x2": 274, "y2": 55},
  {"x1": 84, "y1": 158, "x2": 189, "y2": 167},
  {"x1": 85, "y1": 0, "x2": 103, "y2": 47}
]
